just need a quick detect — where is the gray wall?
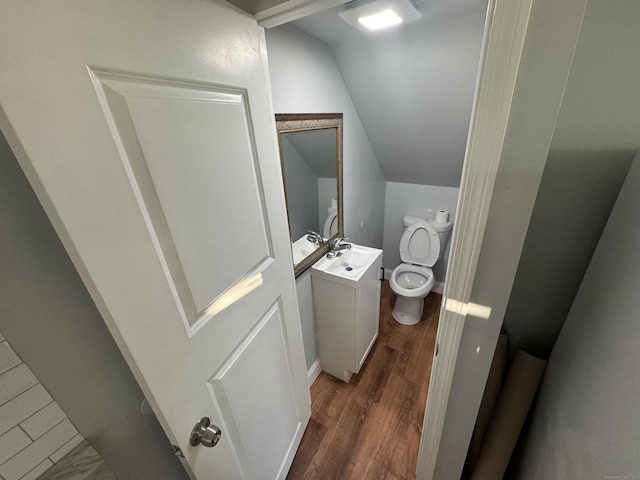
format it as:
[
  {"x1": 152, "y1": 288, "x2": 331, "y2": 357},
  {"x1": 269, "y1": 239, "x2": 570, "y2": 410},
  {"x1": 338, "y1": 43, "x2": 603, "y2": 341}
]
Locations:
[
  {"x1": 512, "y1": 151, "x2": 640, "y2": 478},
  {"x1": 382, "y1": 182, "x2": 459, "y2": 290},
  {"x1": 502, "y1": 149, "x2": 633, "y2": 358},
  {"x1": 266, "y1": 24, "x2": 386, "y2": 249},
  {"x1": 281, "y1": 136, "x2": 320, "y2": 240},
  {"x1": 266, "y1": 24, "x2": 386, "y2": 371},
  {"x1": 0, "y1": 131, "x2": 188, "y2": 480},
  {"x1": 502, "y1": 0, "x2": 640, "y2": 359},
  {"x1": 293, "y1": 2, "x2": 487, "y2": 187}
]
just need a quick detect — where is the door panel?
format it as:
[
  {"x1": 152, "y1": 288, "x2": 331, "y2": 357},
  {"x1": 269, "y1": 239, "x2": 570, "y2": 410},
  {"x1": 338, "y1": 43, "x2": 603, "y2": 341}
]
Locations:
[
  {"x1": 0, "y1": 1, "x2": 310, "y2": 479},
  {"x1": 210, "y1": 301, "x2": 300, "y2": 479},
  {"x1": 91, "y1": 70, "x2": 273, "y2": 329}
]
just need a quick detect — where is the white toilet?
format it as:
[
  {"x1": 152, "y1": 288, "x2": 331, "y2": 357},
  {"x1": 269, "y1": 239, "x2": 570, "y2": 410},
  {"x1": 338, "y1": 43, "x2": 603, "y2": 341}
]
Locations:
[
  {"x1": 390, "y1": 213, "x2": 452, "y2": 325},
  {"x1": 323, "y1": 198, "x2": 338, "y2": 238}
]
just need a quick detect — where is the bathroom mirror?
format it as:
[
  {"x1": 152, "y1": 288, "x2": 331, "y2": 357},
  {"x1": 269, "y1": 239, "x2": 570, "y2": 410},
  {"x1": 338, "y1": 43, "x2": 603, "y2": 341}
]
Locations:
[{"x1": 276, "y1": 113, "x2": 343, "y2": 277}]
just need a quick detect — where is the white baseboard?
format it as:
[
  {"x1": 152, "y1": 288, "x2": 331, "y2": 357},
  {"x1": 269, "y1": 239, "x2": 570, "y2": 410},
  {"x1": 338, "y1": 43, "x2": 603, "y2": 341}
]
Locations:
[
  {"x1": 307, "y1": 358, "x2": 321, "y2": 386},
  {"x1": 383, "y1": 268, "x2": 445, "y2": 294}
]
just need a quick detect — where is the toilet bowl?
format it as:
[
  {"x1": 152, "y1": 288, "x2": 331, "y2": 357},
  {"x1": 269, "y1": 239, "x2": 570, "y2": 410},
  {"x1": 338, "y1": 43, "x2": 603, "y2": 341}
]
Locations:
[
  {"x1": 390, "y1": 264, "x2": 434, "y2": 325},
  {"x1": 390, "y1": 215, "x2": 451, "y2": 325}
]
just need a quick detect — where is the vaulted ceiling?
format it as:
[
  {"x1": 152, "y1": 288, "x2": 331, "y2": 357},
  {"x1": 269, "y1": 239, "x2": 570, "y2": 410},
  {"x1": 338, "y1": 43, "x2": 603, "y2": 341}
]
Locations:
[{"x1": 289, "y1": 0, "x2": 488, "y2": 187}]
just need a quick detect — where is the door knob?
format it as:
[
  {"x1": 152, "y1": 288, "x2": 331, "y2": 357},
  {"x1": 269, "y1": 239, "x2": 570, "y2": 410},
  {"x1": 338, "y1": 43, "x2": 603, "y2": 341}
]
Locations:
[{"x1": 190, "y1": 417, "x2": 222, "y2": 447}]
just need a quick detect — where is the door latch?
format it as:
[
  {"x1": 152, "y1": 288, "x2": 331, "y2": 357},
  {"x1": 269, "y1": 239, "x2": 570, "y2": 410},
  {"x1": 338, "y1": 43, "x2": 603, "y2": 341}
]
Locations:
[{"x1": 172, "y1": 444, "x2": 184, "y2": 458}]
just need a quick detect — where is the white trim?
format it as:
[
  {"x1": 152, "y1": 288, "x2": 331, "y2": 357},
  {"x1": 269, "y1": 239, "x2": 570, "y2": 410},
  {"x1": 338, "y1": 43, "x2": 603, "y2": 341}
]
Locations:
[
  {"x1": 415, "y1": 0, "x2": 535, "y2": 477},
  {"x1": 383, "y1": 267, "x2": 393, "y2": 280},
  {"x1": 257, "y1": 0, "x2": 347, "y2": 28},
  {"x1": 306, "y1": 358, "x2": 322, "y2": 386}
]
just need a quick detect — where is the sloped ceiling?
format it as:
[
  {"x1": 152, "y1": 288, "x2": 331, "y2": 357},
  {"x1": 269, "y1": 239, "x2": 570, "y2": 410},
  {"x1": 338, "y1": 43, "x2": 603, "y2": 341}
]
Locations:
[
  {"x1": 289, "y1": 0, "x2": 487, "y2": 187},
  {"x1": 284, "y1": 129, "x2": 337, "y2": 177}
]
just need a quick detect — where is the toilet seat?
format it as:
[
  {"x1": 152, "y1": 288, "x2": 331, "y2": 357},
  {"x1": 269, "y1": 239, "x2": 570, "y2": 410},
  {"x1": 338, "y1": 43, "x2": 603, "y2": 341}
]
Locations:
[
  {"x1": 390, "y1": 263, "x2": 434, "y2": 298},
  {"x1": 399, "y1": 220, "x2": 440, "y2": 267},
  {"x1": 323, "y1": 210, "x2": 338, "y2": 238}
]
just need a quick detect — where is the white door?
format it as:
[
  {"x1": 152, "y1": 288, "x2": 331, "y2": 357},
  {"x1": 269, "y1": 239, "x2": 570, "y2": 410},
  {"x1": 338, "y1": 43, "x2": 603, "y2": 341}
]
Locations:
[{"x1": 0, "y1": 0, "x2": 310, "y2": 478}]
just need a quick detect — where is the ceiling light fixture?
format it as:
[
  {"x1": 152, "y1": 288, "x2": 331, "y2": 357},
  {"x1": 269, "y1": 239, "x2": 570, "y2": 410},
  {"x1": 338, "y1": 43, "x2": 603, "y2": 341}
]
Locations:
[
  {"x1": 339, "y1": 0, "x2": 422, "y2": 32},
  {"x1": 358, "y1": 9, "x2": 403, "y2": 29}
]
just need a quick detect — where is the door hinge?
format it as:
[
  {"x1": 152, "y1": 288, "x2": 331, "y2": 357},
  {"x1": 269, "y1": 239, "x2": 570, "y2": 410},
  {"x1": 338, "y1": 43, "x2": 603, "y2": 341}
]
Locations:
[
  {"x1": 435, "y1": 342, "x2": 439, "y2": 356},
  {"x1": 172, "y1": 445, "x2": 185, "y2": 458}
]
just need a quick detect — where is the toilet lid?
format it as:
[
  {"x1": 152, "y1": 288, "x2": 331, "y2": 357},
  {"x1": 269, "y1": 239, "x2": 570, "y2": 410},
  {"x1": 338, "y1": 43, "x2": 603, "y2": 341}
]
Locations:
[{"x1": 399, "y1": 220, "x2": 440, "y2": 267}]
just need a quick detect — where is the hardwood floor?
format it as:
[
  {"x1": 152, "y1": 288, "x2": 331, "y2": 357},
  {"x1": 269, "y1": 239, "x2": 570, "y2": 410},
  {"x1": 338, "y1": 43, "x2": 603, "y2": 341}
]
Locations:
[{"x1": 288, "y1": 280, "x2": 441, "y2": 480}]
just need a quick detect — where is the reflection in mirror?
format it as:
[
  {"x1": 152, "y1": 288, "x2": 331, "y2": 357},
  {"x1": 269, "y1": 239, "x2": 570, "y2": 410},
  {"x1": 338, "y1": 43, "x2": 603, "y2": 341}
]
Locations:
[{"x1": 276, "y1": 114, "x2": 343, "y2": 277}]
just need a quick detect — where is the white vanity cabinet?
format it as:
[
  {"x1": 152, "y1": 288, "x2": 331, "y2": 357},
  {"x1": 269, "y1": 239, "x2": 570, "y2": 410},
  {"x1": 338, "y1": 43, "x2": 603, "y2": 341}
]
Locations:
[{"x1": 311, "y1": 245, "x2": 383, "y2": 382}]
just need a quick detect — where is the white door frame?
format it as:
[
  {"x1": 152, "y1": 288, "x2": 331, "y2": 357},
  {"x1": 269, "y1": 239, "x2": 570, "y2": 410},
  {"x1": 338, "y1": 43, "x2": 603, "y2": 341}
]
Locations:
[{"x1": 416, "y1": 0, "x2": 589, "y2": 478}]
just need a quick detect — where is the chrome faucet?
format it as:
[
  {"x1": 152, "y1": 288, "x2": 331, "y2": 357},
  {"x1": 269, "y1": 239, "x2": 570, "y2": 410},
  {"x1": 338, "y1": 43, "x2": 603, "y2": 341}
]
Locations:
[
  {"x1": 326, "y1": 237, "x2": 351, "y2": 258},
  {"x1": 306, "y1": 230, "x2": 325, "y2": 246}
]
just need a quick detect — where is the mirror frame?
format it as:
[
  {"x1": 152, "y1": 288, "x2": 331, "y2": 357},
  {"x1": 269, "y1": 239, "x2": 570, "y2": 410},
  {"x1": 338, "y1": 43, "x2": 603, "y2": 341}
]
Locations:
[{"x1": 276, "y1": 113, "x2": 344, "y2": 277}]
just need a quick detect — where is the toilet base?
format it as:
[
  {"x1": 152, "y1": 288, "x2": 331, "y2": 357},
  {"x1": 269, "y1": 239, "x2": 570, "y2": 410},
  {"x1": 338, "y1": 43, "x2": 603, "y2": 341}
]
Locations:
[{"x1": 392, "y1": 295, "x2": 425, "y2": 325}]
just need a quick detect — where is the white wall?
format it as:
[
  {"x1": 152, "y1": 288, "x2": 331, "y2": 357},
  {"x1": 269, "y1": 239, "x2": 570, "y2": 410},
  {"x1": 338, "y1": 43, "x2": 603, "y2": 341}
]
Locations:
[
  {"x1": 0, "y1": 132, "x2": 188, "y2": 480},
  {"x1": 266, "y1": 24, "x2": 386, "y2": 370},
  {"x1": 382, "y1": 182, "x2": 459, "y2": 291},
  {"x1": 511, "y1": 152, "x2": 640, "y2": 478}
]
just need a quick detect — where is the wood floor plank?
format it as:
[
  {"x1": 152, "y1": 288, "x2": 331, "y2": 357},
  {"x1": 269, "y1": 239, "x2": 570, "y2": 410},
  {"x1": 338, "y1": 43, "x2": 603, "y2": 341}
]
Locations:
[
  {"x1": 349, "y1": 372, "x2": 420, "y2": 480},
  {"x1": 286, "y1": 418, "x2": 327, "y2": 479},
  {"x1": 287, "y1": 280, "x2": 440, "y2": 480}
]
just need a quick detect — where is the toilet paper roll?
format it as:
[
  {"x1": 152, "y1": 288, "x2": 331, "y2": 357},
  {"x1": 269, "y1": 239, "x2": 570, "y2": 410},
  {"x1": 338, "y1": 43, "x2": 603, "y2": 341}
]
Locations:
[
  {"x1": 330, "y1": 197, "x2": 337, "y2": 209},
  {"x1": 435, "y1": 210, "x2": 449, "y2": 223}
]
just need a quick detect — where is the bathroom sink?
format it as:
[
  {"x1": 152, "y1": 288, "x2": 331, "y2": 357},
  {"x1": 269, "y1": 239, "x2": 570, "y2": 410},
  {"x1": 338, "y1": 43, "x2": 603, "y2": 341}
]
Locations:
[
  {"x1": 291, "y1": 235, "x2": 319, "y2": 265},
  {"x1": 311, "y1": 243, "x2": 383, "y2": 382},
  {"x1": 311, "y1": 244, "x2": 382, "y2": 287}
]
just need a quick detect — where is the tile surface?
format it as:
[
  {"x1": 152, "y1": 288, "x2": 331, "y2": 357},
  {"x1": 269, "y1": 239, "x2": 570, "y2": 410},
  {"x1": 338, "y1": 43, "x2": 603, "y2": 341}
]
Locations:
[
  {"x1": 0, "y1": 334, "x2": 88, "y2": 479},
  {"x1": 0, "y1": 427, "x2": 31, "y2": 465},
  {"x1": 19, "y1": 459, "x2": 53, "y2": 480},
  {"x1": 36, "y1": 441, "x2": 117, "y2": 480},
  {"x1": 0, "y1": 365, "x2": 38, "y2": 405},
  {"x1": 22, "y1": 404, "x2": 66, "y2": 440},
  {"x1": 0, "y1": 385, "x2": 53, "y2": 436},
  {"x1": 49, "y1": 434, "x2": 83, "y2": 464},
  {"x1": 0, "y1": 420, "x2": 78, "y2": 479},
  {"x1": 0, "y1": 342, "x2": 20, "y2": 375}
]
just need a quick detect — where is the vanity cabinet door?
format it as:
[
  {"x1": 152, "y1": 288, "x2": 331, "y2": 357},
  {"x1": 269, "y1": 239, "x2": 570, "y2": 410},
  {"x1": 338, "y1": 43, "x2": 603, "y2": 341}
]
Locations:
[
  {"x1": 312, "y1": 254, "x2": 382, "y2": 382},
  {"x1": 355, "y1": 261, "x2": 382, "y2": 372}
]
